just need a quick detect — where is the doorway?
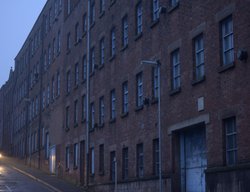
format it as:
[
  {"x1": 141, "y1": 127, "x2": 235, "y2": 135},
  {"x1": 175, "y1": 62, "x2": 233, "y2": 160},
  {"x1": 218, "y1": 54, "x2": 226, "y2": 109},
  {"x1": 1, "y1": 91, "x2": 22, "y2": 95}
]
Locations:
[
  {"x1": 180, "y1": 124, "x2": 207, "y2": 192},
  {"x1": 49, "y1": 145, "x2": 56, "y2": 174}
]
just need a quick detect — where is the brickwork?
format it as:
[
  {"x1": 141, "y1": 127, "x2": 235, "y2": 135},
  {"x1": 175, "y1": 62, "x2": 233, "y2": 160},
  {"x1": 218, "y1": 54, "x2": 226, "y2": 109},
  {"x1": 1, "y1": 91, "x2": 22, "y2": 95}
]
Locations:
[{"x1": 0, "y1": 0, "x2": 250, "y2": 191}]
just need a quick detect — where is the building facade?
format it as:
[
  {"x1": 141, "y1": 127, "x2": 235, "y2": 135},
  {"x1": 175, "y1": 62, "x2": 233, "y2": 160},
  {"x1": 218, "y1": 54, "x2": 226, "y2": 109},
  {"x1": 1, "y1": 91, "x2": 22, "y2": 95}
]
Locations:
[{"x1": 1, "y1": 0, "x2": 250, "y2": 191}]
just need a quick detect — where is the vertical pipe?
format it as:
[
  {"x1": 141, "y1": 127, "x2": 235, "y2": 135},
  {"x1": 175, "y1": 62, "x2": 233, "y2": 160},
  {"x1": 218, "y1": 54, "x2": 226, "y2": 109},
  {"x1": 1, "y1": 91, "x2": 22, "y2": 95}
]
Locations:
[
  {"x1": 158, "y1": 63, "x2": 162, "y2": 192},
  {"x1": 85, "y1": 0, "x2": 91, "y2": 187}
]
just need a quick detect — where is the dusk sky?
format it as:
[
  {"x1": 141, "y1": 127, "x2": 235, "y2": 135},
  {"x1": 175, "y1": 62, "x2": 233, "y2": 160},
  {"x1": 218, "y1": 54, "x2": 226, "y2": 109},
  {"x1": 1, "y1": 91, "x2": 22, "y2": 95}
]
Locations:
[{"x1": 0, "y1": 0, "x2": 47, "y2": 87}]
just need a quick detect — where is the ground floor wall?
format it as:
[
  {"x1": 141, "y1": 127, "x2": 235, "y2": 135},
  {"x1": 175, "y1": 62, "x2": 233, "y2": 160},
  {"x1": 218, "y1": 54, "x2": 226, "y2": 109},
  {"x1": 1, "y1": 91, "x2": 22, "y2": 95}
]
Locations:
[
  {"x1": 88, "y1": 177, "x2": 171, "y2": 192},
  {"x1": 206, "y1": 166, "x2": 250, "y2": 192}
]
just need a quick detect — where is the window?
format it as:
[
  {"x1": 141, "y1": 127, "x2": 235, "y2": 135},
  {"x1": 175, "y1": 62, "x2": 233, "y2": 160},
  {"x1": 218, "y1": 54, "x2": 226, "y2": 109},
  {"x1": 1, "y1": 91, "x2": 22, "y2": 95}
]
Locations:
[
  {"x1": 53, "y1": 38, "x2": 56, "y2": 59},
  {"x1": 224, "y1": 117, "x2": 237, "y2": 165},
  {"x1": 99, "y1": 144, "x2": 104, "y2": 174},
  {"x1": 49, "y1": 8, "x2": 52, "y2": 28},
  {"x1": 122, "y1": 16, "x2": 128, "y2": 47},
  {"x1": 48, "y1": 45, "x2": 51, "y2": 65},
  {"x1": 136, "y1": 72, "x2": 143, "y2": 107},
  {"x1": 136, "y1": 2, "x2": 143, "y2": 35},
  {"x1": 90, "y1": 102, "x2": 95, "y2": 129},
  {"x1": 42, "y1": 88, "x2": 46, "y2": 109},
  {"x1": 44, "y1": 52, "x2": 47, "y2": 71},
  {"x1": 57, "y1": 30, "x2": 61, "y2": 54},
  {"x1": 90, "y1": 47, "x2": 95, "y2": 74},
  {"x1": 57, "y1": 71, "x2": 60, "y2": 96},
  {"x1": 90, "y1": 147, "x2": 95, "y2": 175},
  {"x1": 152, "y1": 0, "x2": 159, "y2": 21},
  {"x1": 82, "y1": 55, "x2": 87, "y2": 81},
  {"x1": 52, "y1": 77, "x2": 55, "y2": 100},
  {"x1": 82, "y1": 14, "x2": 87, "y2": 33},
  {"x1": 100, "y1": 38, "x2": 105, "y2": 65},
  {"x1": 99, "y1": 96, "x2": 105, "y2": 125},
  {"x1": 75, "y1": 23, "x2": 80, "y2": 43},
  {"x1": 137, "y1": 143, "x2": 144, "y2": 178},
  {"x1": 66, "y1": 70, "x2": 71, "y2": 93},
  {"x1": 193, "y1": 34, "x2": 205, "y2": 80},
  {"x1": 171, "y1": 49, "x2": 180, "y2": 90},
  {"x1": 54, "y1": 0, "x2": 58, "y2": 16},
  {"x1": 110, "y1": 89, "x2": 116, "y2": 120},
  {"x1": 35, "y1": 96, "x2": 39, "y2": 115},
  {"x1": 67, "y1": 0, "x2": 71, "y2": 15},
  {"x1": 100, "y1": 0, "x2": 105, "y2": 13},
  {"x1": 45, "y1": 132, "x2": 49, "y2": 159},
  {"x1": 66, "y1": 146, "x2": 70, "y2": 169},
  {"x1": 122, "y1": 81, "x2": 128, "y2": 113},
  {"x1": 170, "y1": 0, "x2": 179, "y2": 7},
  {"x1": 152, "y1": 67, "x2": 159, "y2": 98},
  {"x1": 90, "y1": 0, "x2": 95, "y2": 25},
  {"x1": 110, "y1": 151, "x2": 116, "y2": 181},
  {"x1": 82, "y1": 95, "x2": 86, "y2": 121},
  {"x1": 74, "y1": 100, "x2": 78, "y2": 125},
  {"x1": 153, "y1": 139, "x2": 159, "y2": 175},
  {"x1": 74, "y1": 143, "x2": 79, "y2": 168},
  {"x1": 75, "y1": 63, "x2": 79, "y2": 86},
  {"x1": 110, "y1": 28, "x2": 116, "y2": 57},
  {"x1": 122, "y1": 147, "x2": 128, "y2": 180},
  {"x1": 221, "y1": 16, "x2": 234, "y2": 65},
  {"x1": 47, "y1": 84, "x2": 50, "y2": 105},
  {"x1": 67, "y1": 32, "x2": 71, "y2": 51},
  {"x1": 66, "y1": 106, "x2": 70, "y2": 129}
]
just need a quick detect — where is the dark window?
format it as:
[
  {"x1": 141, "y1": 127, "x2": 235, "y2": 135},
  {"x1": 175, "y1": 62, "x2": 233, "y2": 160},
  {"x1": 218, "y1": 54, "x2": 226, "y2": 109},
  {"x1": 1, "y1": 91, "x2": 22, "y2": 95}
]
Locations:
[
  {"x1": 75, "y1": 63, "x2": 79, "y2": 86},
  {"x1": 220, "y1": 16, "x2": 234, "y2": 66},
  {"x1": 66, "y1": 71, "x2": 71, "y2": 93},
  {"x1": 100, "y1": 38, "x2": 105, "y2": 65},
  {"x1": 99, "y1": 144, "x2": 104, "y2": 174},
  {"x1": 110, "y1": 89, "x2": 116, "y2": 120},
  {"x1": 122, "y1": 15, "x2": 128, "y2": 47},
  {"x1": 82, "y1": 95, "x2": 86, "y2": 121},
  {"x1": 193, "y1": 34, "x2": 204, "y2": 80},
  {"x1": 171, "y1": 49, "x2": 180, "y2": 90},
  {"x1": 90, "y1": 0, "x2": 95, "y2": 25},
  {"x1": 110, "y1": 28, "x2": 116, "y2": 57},
  {"x1": 136, "y1": 72, "x2": 143, "y2": 107},
  {"x1": 136, "y1": 2, "x2": 142, "y2": 35},
  {"x1": 110, "y1": 151, "x2": 116, "y2": 181},
  {"x1": 122, "y1": 147, "x2": 128, "y2": 180},
  {"x1": 82, "y1": 55, "x2": 87, "y2": 81},
  {"x1": 122, "y1": 81, "x2": 128, "y2": 113},
  {"x1": 152, "y1": 0, "x2": 159, "y2": 21},
  {"x1": 99, "y1": 96, "x2": 105, "y2": 125},
  {"x1": 66, "y1": 146, "x2": 70, "y2": 169},
  {"x1": 137, "y1": 143, "x2": 144, "y2": 178},
  {"x1": 74, "y1": 143, "x2": 79, "y2": 167},
  {"x1": 66, "y1": 106, "x2": 70, "y2": 129},
  {"x1": 224, "y1": 117, "x2": 237, "y2": 165},
  {"x1": 153, "y1": 139, "x2": 159, "y2": 175},
  {"x1": 74, "y1": 100, "x2": 78, "y2": 125},
  {"x1": 152, "y1": 67, "x2": 159, "y2": 98}
]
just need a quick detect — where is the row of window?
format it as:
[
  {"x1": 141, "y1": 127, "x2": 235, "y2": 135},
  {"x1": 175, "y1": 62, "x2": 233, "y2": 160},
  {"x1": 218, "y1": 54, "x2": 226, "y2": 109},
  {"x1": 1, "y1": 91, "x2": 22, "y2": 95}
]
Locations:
[
  {"x1": 65, "y1": 138, "x2": 160, "y2": 180},
  {"x1": 65, "y1": 69, "x2": 159, "y2": 130}
]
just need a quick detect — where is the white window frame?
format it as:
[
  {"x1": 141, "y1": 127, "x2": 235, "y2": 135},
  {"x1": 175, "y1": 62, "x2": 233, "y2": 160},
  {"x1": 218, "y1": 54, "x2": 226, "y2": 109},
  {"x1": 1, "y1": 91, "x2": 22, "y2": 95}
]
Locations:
[
  {"x1": 221, "y1": 16, "x2": 234, "y2": 65},
  {"x1": 137, "y1": 73, "x2": 143, "y2": 107},
  {"x1": 152, "y1": 0, "x2": 159, "y2": 21},
  {"x1": 194, "y1": 34, "x2": 205, "y2": 80},
  {"x1": 122, "y1": 16, "x2": 128, "y2": 47},
  {"x1": 122, "y1": 82, "x2": 128, "y2": 113},
  {"x1": 171, "y1": 49, "x2": 180, "y2": 90},
  {"x1": 136, "y1": 2, "x2": 142, "y2": 35}
]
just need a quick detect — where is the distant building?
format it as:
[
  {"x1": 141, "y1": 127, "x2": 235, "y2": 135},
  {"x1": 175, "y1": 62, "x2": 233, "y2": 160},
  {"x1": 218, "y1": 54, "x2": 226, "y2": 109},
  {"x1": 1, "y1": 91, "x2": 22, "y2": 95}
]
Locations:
[{"x1": 1, "y1": 0, "x2": 250, "y2": 191}]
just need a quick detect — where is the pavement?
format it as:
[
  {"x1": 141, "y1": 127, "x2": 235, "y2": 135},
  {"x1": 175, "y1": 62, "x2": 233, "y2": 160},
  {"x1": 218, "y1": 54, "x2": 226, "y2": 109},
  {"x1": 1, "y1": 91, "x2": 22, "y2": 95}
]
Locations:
[{"x1": 2, "y1": 156, "x2": 85, "y2": 192}]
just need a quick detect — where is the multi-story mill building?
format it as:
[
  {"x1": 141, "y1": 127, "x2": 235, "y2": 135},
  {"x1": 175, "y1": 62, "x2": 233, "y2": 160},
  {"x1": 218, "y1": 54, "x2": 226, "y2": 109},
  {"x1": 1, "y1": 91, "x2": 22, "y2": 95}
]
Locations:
[{"x1": 0, "y1": 0, "x2": 250, "y2": 191}]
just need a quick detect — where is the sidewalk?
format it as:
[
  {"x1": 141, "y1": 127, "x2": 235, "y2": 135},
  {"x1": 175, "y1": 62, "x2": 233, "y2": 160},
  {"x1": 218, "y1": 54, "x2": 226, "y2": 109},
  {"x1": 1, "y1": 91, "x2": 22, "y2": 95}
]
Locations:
[{"x1": 3, "y1": 156, "x2": 85, "y2": 192}]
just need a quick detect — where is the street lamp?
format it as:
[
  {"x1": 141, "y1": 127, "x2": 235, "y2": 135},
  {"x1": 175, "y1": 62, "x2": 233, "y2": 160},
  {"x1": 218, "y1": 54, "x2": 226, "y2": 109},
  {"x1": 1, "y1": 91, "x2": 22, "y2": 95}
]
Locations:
[{"x1": 141, "y1": 60, "x2": 162, "y2": 192}]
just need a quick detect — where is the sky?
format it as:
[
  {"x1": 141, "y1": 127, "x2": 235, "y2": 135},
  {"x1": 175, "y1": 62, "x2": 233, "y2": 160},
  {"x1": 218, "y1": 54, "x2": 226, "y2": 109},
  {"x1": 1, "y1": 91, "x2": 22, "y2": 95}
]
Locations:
[{"x1": 0, "y1": 0, "x2": 47, "y2": 88}]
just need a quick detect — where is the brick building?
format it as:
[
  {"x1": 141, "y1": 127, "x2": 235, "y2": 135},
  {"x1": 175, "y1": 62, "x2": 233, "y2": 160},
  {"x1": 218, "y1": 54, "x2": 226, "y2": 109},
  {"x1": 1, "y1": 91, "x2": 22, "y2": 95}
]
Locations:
[{"x1": 0, "y1": 0, "x2": 250, "y2": 191}]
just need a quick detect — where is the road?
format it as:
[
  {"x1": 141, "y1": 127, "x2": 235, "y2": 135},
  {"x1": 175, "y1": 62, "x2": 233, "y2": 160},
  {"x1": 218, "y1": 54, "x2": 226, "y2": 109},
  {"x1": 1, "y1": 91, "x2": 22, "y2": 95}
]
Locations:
[{"x1": 0, "y1": 161, "x2": 52, "y2": 192}]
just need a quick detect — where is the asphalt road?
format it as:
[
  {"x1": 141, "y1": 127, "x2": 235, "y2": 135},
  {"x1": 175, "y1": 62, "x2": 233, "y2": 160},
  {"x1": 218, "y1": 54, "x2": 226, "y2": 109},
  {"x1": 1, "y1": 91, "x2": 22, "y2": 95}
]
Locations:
[{"x1": 0, "y1": 161, "x2": 52, "y2": 192}]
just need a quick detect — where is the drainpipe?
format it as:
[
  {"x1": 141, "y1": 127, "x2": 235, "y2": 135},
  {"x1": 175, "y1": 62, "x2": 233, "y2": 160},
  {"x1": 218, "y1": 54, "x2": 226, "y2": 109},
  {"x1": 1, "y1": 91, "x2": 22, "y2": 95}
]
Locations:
[{"x1": 85, "y1": 0, "x2": 91, "y2": 188}]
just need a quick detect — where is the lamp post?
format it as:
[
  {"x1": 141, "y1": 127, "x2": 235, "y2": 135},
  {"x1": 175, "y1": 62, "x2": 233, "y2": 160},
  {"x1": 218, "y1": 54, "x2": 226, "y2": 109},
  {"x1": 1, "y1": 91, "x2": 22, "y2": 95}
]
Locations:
[{"x1": 141, "y1": 60, "x2": 162, "y2": 192}]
